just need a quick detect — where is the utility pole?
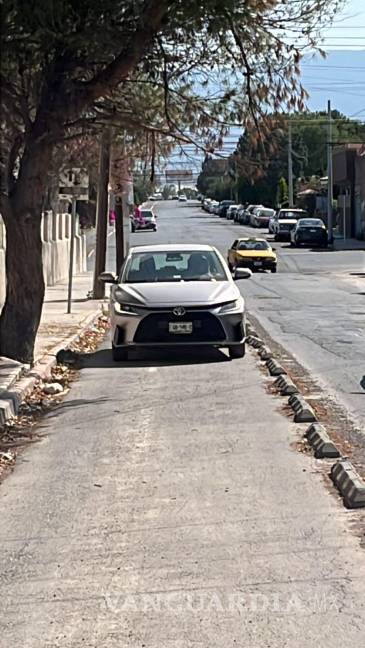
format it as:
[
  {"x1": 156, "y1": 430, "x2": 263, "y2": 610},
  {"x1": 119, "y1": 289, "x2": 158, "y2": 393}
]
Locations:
[
  {"x1": 327, "y1": 100, "x2": 334, "y2": 244},
  {"x1": 288, "y1": 120, "x2": 294, "y2": 207},
  {"x1": 93, "y1": 128, "x2": 111, "y2": 298},
  {"x1": 67, "y1": 196, "x2": 77, "y2": 314}
]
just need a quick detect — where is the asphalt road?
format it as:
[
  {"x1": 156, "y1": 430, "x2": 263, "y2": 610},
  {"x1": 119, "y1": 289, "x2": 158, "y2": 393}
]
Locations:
[
  {"x1": 1, "y1": 200, "x2": 365, "y2": 647},
  {"x1": 130, "y1": 201, "x2": 365, "y2": 429}
]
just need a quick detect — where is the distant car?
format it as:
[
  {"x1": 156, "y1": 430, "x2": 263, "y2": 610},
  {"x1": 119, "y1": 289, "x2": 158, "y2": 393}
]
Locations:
[
  {"x1": 227, "y1": 238, "x2": 277, "y2": 273},
  {"x1": 271, "y1": 208, "x2": 308, "y2": 240},
  {"x1": 208, "y1": 200, "x2": 219, "y2": 213},
  {"x1": 233, "y1": 205, "x2": 244, "y2": 222},
  {"x1": 251, "y1": 207, "x2": 276, "y2": 228},
  {"x1": 290, "y1": 218, "x2": 328, "y2": 247},
  {"x1": 131, "y1": 209, "x2": 157, "y2": 232},
  {"x1": 99, "y1": 244, "x2": 252, "y2": 361},
  {"x1": 218, "y1": 200, "x2": 235, "y2": 218},
  {"x1": 236, "y1": 207, "x2": 246, "y2": 224},
  {"x1": 202, "y1": 198, "x2": 212, "y2": 211},
  {"x1": 244, "y1": 204, "x2": 263, "y2": 226},
  {"x1": 226, "y1": 204, "x2": 240, "y2": 220}
]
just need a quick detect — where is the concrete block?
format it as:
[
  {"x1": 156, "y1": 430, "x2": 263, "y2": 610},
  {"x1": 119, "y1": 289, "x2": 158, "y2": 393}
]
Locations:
[
  {"x1": 288, "y1": 394, "x2": 317, "y2": 423},
  {"x1": 248, "y1": 335, "x2": 264, "y2": 348},
  {"x1": 274, "y1": 375, "x2": 299, "y2": 395},
  {"x1": 305, "y1": 423, "x2": 340, "y2": 458},
  {"x1": 258, "y1": 345, "x2": 273, "y2": 360},
  {"x1": 330, "y1": 460, "x2": 365, "y2": 509},
  {"x1": 266, "y1": 358, "x2": 287, "y2": 376}
]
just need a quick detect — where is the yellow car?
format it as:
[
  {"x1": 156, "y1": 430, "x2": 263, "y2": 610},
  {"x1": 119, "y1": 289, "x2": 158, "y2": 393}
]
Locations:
[{"x1": 227, "y1": 238, "x2": 277, "y2": 273}]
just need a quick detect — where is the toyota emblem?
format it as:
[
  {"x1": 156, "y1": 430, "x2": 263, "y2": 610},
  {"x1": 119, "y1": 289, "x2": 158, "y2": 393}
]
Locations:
[{"x1": 173, "y1": 306, "x2": 186, "y2": 316}]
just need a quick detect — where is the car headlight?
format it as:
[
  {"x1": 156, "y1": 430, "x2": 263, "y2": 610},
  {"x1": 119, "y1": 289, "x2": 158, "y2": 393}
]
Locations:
[
  {"x1": 218, "y1": 298, "x2": 243, "y2": 313},
  {"x1": 114, "y1": 301, "x2": 138, "y2": 314}
]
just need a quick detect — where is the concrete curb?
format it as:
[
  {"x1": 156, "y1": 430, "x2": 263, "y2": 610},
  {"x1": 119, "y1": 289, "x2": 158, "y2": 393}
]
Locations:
[
  {"x1": 247, "y1": 335, "x2": 264, "y2": 349},
  {"x1": 266, "y1": 358, "x2": 287, "y2": 376},
  {"x1": 274, "y1": 375, "x2": 299, "y2": 395},
  {"x1": 258, "y1": 345, "x2": 273, "y2": 361},
  {"x1": 330, "y1": 460, "x2": 365, "y2": 509},
  {"x1": 0, "y1": 308, "x2": 102, "y2": 426},
  {"x1": 305, "y1": 423, "x2": 340, "y2": 458},
  {"x1": 288, "y1": 394, "x2": 317, "y2": 423}
]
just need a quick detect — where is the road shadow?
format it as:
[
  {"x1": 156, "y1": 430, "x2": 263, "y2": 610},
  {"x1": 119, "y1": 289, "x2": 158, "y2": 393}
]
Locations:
[{"x1": 80, "y1": 346, "x2": 230, "y2": 369}]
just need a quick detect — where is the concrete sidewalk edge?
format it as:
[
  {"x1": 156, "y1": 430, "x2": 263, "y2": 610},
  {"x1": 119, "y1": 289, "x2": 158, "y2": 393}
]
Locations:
[{"x1": 0, "y1": 308, "x2": 103, "y2": 426}]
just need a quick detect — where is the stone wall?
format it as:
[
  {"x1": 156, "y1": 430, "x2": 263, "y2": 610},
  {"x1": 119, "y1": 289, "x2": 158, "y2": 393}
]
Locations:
[{"x1": 0, "y1": 212, "x2": 87, "y2": 306}]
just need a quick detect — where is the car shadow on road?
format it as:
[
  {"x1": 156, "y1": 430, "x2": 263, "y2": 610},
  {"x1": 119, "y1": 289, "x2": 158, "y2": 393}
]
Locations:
[{"x1": 80, "y1": 346, "x2": 230, "y2": 369}]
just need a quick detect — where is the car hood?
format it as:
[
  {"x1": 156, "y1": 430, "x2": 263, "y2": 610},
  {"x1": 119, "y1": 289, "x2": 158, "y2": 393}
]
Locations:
[
  {"x1": 236, "y1": 250, "x2": 276, "y2": 259},
  {"x1": 113, "y1": 281, "x2": 240, "y2": 307}
]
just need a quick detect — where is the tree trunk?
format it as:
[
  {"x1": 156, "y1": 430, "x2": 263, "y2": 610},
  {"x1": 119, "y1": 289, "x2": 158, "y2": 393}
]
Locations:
[
  {"x1": 0, "y1": 137, "x2": 51, "y2": 364},
  {"x1": 0, "y1": 205, "x2": 45, "y2": 363}
]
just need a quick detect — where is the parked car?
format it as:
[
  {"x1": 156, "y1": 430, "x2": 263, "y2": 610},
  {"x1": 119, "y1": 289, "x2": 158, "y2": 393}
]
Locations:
[
  {"x1": 236, "y1": 206, "x2": 246, "y2": 224},
  {"x1": 203, "y1": 198, "x2": 212, "y2": 211},
  {"x1": 209, "y1": 200, "x2": 219, "y2": 213},
  {"x1": 271, "y1": 208, "x2": 309, "y2": 240},
  {"x1": 213, "y1": 202, "x2": 220, "y2": 215},
  {"x1": 226, "y1": 204, "x2": 240, "y2": 220},
  {"x1": 218, "y1": 200, "x2": 235, "y2": 218},
  {"x1": 251, "y1": 207, "x2": 276, "y2": 228},
  {"x1": 131, "y1": 208, "x2": 157, "y2": 232},
  {"x1": 149, "y1": 192, "x2": 163, "y2": 201},
  {"x1": 233, "y1": 205, "x2": 244, "y2": 222},
  {"x1": 227, "y1": 237, "x2": 277, "y2": 273},
  {"x1": 99, "y1": 244, "x2": 251, "y2": 361},
  {"x1": 178, "y1": 194, "x2": 187, "y2": 202},
  {"x1": 244, "y1": 204, "x2": 263, "y2": 226},
  {"x1": 290, "y1": 218, "x2": 328, "y2": 247}
]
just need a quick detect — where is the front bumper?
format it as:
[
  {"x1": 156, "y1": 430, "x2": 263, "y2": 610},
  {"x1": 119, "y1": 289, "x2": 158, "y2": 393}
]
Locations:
[
  {"x1": 111, "y1": 304, "x2": 246, "y2": 349},
  {"x1": 236, "y1": 258, "x2": 276, "y2": 271}
]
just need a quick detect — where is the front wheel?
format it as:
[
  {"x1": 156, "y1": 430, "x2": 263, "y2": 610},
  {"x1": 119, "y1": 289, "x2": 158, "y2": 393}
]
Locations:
[
  {"x1": 112, "y1": 345, "x2": 128, "y2": 361},
  {"x1": 271, "y1": 266, "x2": 277, "y2": 273},
  {"x1": 229, "y1": 343, "x2": 245, "y2": 359}
]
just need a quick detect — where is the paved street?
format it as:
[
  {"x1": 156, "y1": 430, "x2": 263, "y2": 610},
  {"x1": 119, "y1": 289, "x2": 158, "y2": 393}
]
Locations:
[
  {"x1": 1, "y1": 201, "x2": 365, "y2": 647},
  {"x1": 132, "y1": 202, "x2": 365, "y2": 429}
]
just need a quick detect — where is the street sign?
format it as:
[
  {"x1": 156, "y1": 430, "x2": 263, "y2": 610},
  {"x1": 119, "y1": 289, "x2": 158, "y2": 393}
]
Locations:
[{"x1": 59, "y1": 168, "x2": 89, "y2": 200}]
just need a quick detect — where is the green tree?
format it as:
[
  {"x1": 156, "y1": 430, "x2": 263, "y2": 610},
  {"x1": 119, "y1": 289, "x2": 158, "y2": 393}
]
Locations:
[
  {"x1": 1, "y1": 0, "x2": 342, "y2": 361},
  {"x1": 277, "y1": 177, "x2": 288, "y2": 206}
]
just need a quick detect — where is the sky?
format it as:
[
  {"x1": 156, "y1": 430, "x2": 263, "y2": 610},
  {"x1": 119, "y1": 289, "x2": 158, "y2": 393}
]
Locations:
[
  {"x1": 321, "y1": 0, "x2": 365, "y2": 49},
  {"x1": 161, "y1": 0, "x2": 365, "y2": 180}
]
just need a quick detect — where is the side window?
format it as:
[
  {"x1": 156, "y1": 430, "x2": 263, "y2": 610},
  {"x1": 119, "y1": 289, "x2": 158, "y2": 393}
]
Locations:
[{"x1": 231, "y1": 240, "x2": 238, "y2": 250}]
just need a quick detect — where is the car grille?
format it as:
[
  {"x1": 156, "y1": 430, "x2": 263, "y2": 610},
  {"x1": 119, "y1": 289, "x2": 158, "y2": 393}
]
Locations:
[{"x1": 134, "y1": 312, "x2": 226, "y2": 343}]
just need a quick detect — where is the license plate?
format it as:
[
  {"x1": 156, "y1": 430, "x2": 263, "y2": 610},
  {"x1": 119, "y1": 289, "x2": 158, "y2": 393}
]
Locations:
[
  {"x1": 169, "y1": 322, "x2": 193, "y2": 334},
  {"x1": 309, "y1": 229, "x2": 317, "y2": 233},
  {"x1": 254, "y1": 261, "x2": 262, "y2": 266}
]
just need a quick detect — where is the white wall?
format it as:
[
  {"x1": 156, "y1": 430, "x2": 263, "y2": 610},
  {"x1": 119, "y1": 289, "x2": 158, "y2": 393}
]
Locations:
[{"x1": 0, "y1": 212, "x2": 87, "y2": 307}]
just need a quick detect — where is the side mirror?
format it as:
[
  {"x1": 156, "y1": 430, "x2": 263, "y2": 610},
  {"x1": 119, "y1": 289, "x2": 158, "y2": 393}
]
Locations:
[
  {"x1": 234, "y1": 268, "x2": 252, "y2": 280},
  {"x1": 99, "y1": 271, "x2": 118, "y2": 284}
]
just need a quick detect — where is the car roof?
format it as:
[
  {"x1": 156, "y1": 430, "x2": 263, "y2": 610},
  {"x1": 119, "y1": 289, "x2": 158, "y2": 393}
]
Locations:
[
  {"x1": 279, "y1": 208, "x2": 306, "y2": 212},
  {"x1": 129, "y1": 244, "x2": 217, "y2": 253},
  {"x1": 236, "y1": 237, "x2": 268, "y2": 242}
]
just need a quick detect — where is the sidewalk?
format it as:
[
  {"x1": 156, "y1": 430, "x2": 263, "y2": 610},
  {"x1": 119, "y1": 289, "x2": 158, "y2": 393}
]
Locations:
[
  {"x1": 332, "y1": 237, "x2": 365, "y2": 251},
  {"x1": 0, "y1": 269, "x2": 105, "y2": 424}
]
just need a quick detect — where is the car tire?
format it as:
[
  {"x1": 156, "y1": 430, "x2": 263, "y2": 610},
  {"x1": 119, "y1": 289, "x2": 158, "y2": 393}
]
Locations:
[
  {"x1": 290, "y1": 240, "x2": 295, "y2": 247},
  {"x1": 131, "y1": 225, "x2": 135, "y2": 233},
  {"x1": 271, "y1": 266, "x2": 277, "y2": 273},
  {"x1": 112, "y1": 345, "x2": 128, "y2": 361},
  {"x1": 274, "y1": 233, "x2": 279, "y2": 241},
  {"x1": 229, "y1": 343, "x2": 245, "y2": 359}
]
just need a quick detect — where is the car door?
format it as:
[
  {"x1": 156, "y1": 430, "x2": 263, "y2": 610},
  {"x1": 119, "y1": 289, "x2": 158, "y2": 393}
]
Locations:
[{"x1": 228, "y1": 240, "x2": 238, "y2": 265}]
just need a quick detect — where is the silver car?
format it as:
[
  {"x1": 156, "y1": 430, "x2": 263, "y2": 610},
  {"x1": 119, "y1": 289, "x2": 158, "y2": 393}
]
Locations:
[{"x1": 100, "y1": 244, "x2": 251, "y2": 361}]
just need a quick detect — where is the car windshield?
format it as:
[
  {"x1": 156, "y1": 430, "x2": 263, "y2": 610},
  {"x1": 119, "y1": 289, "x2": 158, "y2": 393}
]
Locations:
[
  {"x1": 140, "y1": 211, "x2": 153, "y2": 219},
  {"x1": 298, "y1": 219, "x2": 323, "y2": 228},
  {"x1": 279, "y1": 210, "x2": 307, "y2": 219},
  {"x1": 122, "y1": 250, "x2": 228, "y2": 283},
  {"x1": 237, "y1": 240, "x2": 270, "y2": 251},
  {"x1": 258, "y1": 209, "x2": 275, "y2": 217}
]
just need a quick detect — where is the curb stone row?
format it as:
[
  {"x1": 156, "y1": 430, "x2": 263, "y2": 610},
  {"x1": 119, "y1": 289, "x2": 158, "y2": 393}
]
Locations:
[{"x1": 246, "y1": 319, "x2": 365, "y2": 509}]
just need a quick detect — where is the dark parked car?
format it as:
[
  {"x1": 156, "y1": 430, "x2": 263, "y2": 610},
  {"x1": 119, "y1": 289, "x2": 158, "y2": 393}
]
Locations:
[
  {"x1": 218, "y1": 200, "x2": 235, "y2": 218},
  {"x1": 290, "y1": 218, "x2": 328, "y2": 247}
]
